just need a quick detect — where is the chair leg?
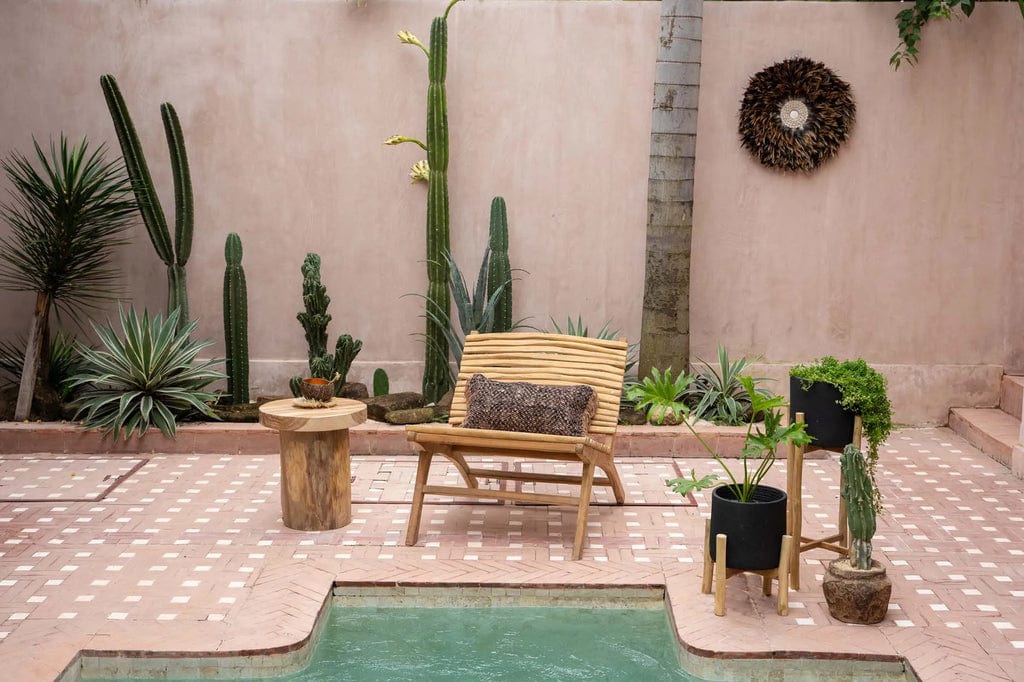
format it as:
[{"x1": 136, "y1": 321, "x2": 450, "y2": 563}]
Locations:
[
  {"x1": 777, "y1": 534, "x2": 793, "y2": 616},
  {"x1": 446, "y1": 450, "x2": 479, "y2": 488},
  {"x1": 596, "y1": 456, "x2": 626, "y2": 504},
  {"x1": 701, "y1": 519, "x2": 713, "y2": 594},
  {"x1": 405, "y1": 451, "x2": 433, "y2": 547},
  {"x1": 572, "y1": 461, "x2": 596, "y2": 560},
  {"x1": 714, "y1": 533, "x2": 727, "y2": 616}
]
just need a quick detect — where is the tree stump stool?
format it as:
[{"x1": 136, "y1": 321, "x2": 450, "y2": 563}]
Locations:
[{"x1": 258, "y1": 398, "x2": 366, "y2": 531}]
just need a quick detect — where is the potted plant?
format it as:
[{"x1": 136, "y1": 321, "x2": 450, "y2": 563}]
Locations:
[
  {"x1": 822, "y1": 444, "x2": 891, "y2": 624},
  {"x1": 789, "y1": 357, "x2": 892, "y2": 510},
  {"x1": 667, "y1": 377, "x2": 812, "y2": 570}
]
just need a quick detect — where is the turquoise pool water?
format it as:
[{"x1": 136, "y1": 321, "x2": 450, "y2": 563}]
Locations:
[{"x1": 84, "y1": 605, "x2": 702, "y2": 680}]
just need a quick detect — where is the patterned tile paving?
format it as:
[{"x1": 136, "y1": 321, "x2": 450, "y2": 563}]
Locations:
[
  {"x1": 0, "y1": 428, "x2": 1020, "y2": 680},
  {"x1": 0, "y1": 458, "x2": 145, "y2": 502}
]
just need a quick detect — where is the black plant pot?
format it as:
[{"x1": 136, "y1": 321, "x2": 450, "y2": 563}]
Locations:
[
  {"x1": 709, "y1": 485, "x2": 787, "y2": 571},
  {"x1": 789, "y1": 376, "x2": 856, "y2": 449}
]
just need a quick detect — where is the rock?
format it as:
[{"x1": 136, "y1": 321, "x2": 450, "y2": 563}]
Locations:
[
  {"x1": 822, "y1": 558, "x2": 892, "y2": 625},
  {"x1": 362, "y1": 392, "x2": 426, "y2": 422},
  {"x1": 338, "y1": 382, "x2": 369, "y2": 400},
  {"x1": 384, "y1": 407, "x2": 438, "y2": 425},
  {"x1": 618, "y1": 405, "x2": 647, "y2": 425},
  {"x1": 210, "y1": 402, "x2": 260, "y2": 423},
  {"x1": 436, "y1": 389, "x2": 454, "y2": 412}
]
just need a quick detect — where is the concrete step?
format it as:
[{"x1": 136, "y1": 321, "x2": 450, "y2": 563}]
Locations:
[
  {"x1": 1000, "y1": 375, "x2": 1024, "y2": 420},
  {"x1": 949, "y1": 407, "x2": 1020, "y2": 469}
]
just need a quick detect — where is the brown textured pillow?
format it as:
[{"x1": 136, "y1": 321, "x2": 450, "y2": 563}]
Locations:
[{"x1": 460, "y1": 374, "x2": 598, "y2": 436}]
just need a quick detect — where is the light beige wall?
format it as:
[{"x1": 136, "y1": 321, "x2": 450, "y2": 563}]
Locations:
[
  {"x1": 0, "y1": 0, "x2": 659, "y2": 394},
  {"x1": 692, "y1": 3, "x2": 1024, "y2": 424}
]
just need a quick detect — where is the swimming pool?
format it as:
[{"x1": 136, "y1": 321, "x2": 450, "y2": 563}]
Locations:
[{"x1": 75, "y1": 587, "x2": 912, "y2": 681}]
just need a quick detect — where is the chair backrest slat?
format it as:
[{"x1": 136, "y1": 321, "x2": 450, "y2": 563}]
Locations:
[{"x1": 450, "y1": 332, "x2": 628, "y2": 436}]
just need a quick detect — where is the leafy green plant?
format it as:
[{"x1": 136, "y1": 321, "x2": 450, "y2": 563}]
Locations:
[
  {"x1": 70, "y1": 307, "x2": 224, "y2": 440},
  {"x1": 684, "y1": 345, "x2": 770, "y2": 426},
  {"x1": 891, "y1": 0, "x2": 1023, "y2": 69},
  {"x1": 0, "y1": 135, "x2": 135, "y2": 420},
  {"x1": 0, "y1": 331, "x2": 87, "y2": 401},
  {"x1": 625, "y1": 368, "x2": 692, "y2": 425},
  {"x1": 667, "y1": 377, "x2": 812, "y2": 503},
  {"x1": 790, "y1": 357, "x2": 892, "y2": 467},
  {"x1": 790, "y1": 356, "x2": 892, "y2": 514}
]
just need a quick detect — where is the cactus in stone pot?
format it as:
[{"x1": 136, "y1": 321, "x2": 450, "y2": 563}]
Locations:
[
  {"x1": 840, "y1": 443, "x2": 877, "y2": 570},
  {"x1": 222, "y1": 233, "x2": 249, "y2": 404}
]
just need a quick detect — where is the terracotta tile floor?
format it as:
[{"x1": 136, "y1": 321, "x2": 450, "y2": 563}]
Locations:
[{"x1": 0, "y1": 428, "x2": 1021, "y2": 681}]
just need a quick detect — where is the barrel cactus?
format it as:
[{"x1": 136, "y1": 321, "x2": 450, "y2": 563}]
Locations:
[
  {"x1": 373, "y1": 368, "x2": 390, "y2": 397},
  {"x1": 100, "y1": 74, "x2": 194, "y2": 325},
  {"x1": 840, "y1": 443, "x2": 877, "y2": 570},
  {"x1": 222, "y1": 233, "x2": 249, "y2": 404}
]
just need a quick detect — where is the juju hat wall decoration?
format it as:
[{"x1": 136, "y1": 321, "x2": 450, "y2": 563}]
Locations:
[{"x1": 738, "y1": 57, "x2": 855, "y2": 172}]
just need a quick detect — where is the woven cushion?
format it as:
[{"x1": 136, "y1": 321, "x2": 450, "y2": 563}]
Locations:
[{"x1": 460, "y1": 374, "x2": 598, "y2": 436}]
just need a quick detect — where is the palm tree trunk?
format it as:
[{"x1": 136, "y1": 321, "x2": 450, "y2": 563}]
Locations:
[{"x1": 14, "y1": 293, "x2": 50, "y2": 421}]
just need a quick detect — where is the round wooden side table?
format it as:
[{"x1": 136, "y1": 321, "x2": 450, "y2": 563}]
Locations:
[{"x1": 258, "y1": 398, "x2": 367, "y2": 531}]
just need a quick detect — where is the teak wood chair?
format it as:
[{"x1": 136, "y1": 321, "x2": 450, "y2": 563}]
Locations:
[{"x1": 404, "y1": 332, "x2": 628, "y2": 560}]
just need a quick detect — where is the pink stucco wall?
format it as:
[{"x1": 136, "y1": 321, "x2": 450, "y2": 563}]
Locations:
[
  {"x1": 0, "y1": 0, "x2": 659, "y2": 394},
  {"x1": 2, "y1": 1, "x2": 1021, "y2": 424},
  {"x1": 692, "y1": 3, "x2": 1023, "y2": 423}
]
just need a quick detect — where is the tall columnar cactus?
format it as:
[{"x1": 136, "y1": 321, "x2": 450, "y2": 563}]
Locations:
[
  {"x1": 222, "y1": 233, "x2": 249, "y2": 404},
  {"x1": 100, "y1": 74, "x2": 193, "y2": 324},
  {"x1": 840, "y1": 443, "x2": 878, "y2": 570},
  {"x1": 386, "y1": 0, "x2": 461, "y2": 403},
  {"x1": 486, "y1": 196, "x2": 512, "y2": 332},
  {"x1": 291, "y1": 253, "x2": 362, "y2": 397}
]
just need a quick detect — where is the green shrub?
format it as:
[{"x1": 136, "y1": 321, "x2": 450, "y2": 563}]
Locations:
[
  {"x1": 70, "y1": 307, "x2": 223, "y2": 439},
  {"x1": 684, "y1": 345, "x2": 770, "y2": 426},
  {"x1": 625, "y1": 368, "x2": 692, "y2": 425}
]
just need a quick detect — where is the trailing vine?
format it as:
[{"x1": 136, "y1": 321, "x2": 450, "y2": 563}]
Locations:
[{"x1": 892, "y1": 0, "x2": 1024, "y2": 69}]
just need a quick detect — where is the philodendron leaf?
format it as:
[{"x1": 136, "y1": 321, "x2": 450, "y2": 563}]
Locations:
[{"x1": 666, "y1": 469, "x2": 719, "y2": 497}]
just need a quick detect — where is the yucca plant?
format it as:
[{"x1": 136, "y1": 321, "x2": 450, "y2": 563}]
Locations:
[
  {"x1": 625, "y1": 367, "x2": 693, "y2": 425},
  {"x1": 0, "y1": 331, "x2": 86, "y2": 402},
  {"x1": 683, "y1": 345, "x2": 771, "y2": 426},
  {"x1": 0, "y1": 135, "x2": 135, "y2": 420},
  {"x1": 70, "y1": 307, "x2": 224, "y2": 440}
]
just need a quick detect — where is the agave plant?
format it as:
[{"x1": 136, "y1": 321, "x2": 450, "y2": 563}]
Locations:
[
  {"x1": 0, "y1": 135, "x2": 135, "y2": 419},
  {"x1": 0, "y1": 331, "x2": 86, "y2": 401},
  {"x1": 683, "y1": 345, "x2": 771, "y2": 426},
  {"x1": 625, "y1": 367, "x2": 693, "y2": 425},
  {"x1": 70, "y1": 307, "x2": 224, "y2": 440},
  {"x1": 422, "y1": 249, "x2": 514, "y2": 386},
  {"x1": 548, "y1": 316, "x2": 638, "y2": 378}
]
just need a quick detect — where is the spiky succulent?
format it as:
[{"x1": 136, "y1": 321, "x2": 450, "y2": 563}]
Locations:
[
  {"x1": 625, "y1": 367, "x2": 692, "y2": 425},
  {"x1": 70, "y1": 307, "x2": 224, "y2": 439}
]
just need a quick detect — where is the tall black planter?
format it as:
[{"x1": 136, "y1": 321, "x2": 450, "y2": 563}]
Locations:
[
  {"x1": 789, "y1": 376, "x2": 856, "y2": 449},
  {"x1": 709, "y1": 485, "x2": 787, "y2": 571}
]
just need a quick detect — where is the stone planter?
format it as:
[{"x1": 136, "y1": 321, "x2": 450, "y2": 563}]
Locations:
[{"x1": 822, "y1": 557, "x2": 892, "y2": 624}]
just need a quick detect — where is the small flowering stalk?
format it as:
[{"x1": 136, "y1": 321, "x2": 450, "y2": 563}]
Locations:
[{"x1": 409, "y1": 160, "x2": 430, "y2": 183}]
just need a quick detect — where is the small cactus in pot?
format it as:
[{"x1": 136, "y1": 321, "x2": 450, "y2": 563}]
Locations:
[{"x1": 822, "y1": 443, "x2": 892, "y2": 624}]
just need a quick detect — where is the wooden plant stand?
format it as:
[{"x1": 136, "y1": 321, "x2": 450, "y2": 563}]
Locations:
[
  {"x1": 258, "y1": 398, "x2": 366, "y2": 531},
  {"x1": 786, "y1": 413, "x2": 863, "y2": 590},
  {"x1": 701, "y1": 519, "x2": 793, "y2": 617}
]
